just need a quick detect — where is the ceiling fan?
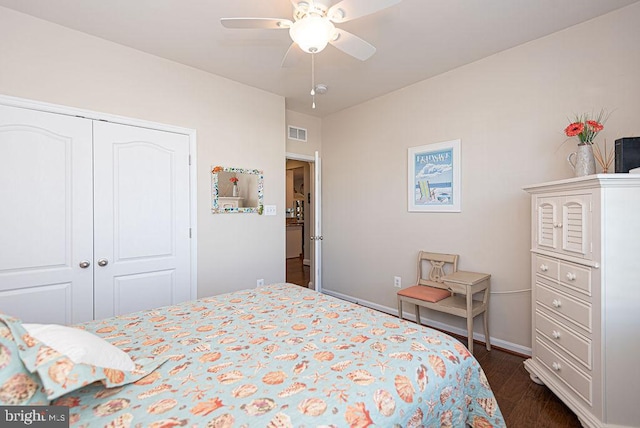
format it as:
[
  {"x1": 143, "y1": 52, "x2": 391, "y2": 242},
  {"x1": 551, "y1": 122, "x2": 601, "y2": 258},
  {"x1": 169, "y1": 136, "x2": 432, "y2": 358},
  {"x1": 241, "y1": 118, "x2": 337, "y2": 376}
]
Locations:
[{"x1": 221, "y1": 0, "x2": 402, "y2": 65}]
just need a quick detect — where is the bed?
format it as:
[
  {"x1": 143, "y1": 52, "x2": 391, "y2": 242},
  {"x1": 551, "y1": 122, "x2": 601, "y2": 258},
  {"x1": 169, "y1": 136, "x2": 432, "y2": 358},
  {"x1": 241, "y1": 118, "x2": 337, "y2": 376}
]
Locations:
[{"x1": 1, "y1": 283, "x2": 505, "y2": 427}]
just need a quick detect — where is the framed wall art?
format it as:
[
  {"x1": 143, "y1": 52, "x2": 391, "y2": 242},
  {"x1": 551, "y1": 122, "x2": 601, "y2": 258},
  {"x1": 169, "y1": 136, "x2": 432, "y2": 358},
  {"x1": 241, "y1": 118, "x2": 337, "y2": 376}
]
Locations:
[{"x1": 408, "y1": 139, "x2": 461, "y2": 212}]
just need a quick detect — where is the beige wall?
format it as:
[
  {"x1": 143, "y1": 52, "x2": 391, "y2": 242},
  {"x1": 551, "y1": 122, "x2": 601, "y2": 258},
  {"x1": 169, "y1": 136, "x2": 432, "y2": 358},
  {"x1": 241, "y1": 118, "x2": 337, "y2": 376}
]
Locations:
[
  {"x1": 320, "y1": 2, "x2": 640, "y2": 352},
  {"x1": 0, "y1": 7, "x2": 287, "y2": 298},
  {"x1": 286, "y1": 110, "x2": 322, "y2": 157}
]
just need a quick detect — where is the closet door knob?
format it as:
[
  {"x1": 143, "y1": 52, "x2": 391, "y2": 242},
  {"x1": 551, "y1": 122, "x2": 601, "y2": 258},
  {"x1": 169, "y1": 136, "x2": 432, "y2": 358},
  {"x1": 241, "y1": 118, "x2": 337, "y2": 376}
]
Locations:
[
  {"x1": 79, "y1": 260, "x2": 91, "y2": 269},
  {"x1": 97, "y1": 258, "x2": 109, "y2": 267}
]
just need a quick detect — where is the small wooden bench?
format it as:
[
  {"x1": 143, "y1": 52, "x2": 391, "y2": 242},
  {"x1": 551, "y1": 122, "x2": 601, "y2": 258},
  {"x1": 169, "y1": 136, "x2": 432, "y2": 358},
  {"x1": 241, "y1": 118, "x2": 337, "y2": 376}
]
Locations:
[{"x1": 397, "y1": 251, "x2": 491, "y2": 353}]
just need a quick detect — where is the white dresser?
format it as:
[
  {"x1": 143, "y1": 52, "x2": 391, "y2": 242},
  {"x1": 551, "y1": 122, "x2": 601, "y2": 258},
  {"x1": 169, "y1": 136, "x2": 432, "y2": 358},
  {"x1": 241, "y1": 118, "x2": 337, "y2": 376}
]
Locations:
[{"x1": 523, "y1": 175, "x2": 640, "y2": 428}]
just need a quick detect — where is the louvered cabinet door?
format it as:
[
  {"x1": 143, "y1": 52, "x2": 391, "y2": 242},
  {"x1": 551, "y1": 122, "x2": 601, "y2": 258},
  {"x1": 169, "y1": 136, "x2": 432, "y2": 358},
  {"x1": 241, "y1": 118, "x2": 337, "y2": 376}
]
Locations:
[
  {"x1": 534, "y1": 194, "x2": 592, "y2": 261},
  {"x1": 536, "y1": 197, "x2": 559, "y2": 251},
  {"x1": 561, "y1": 195, "x2": 591, "y2": 258}
]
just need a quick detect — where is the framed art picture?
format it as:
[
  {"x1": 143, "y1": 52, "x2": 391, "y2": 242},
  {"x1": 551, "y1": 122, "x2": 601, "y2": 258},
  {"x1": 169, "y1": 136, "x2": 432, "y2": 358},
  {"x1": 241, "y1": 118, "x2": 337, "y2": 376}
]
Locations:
[{"x1": 408, "y1": 139, "x2": 461, "y2": 212}]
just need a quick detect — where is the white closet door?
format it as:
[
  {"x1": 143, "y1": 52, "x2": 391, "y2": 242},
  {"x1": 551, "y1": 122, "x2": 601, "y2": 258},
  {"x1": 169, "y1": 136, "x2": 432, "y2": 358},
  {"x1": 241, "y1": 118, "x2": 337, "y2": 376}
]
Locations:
[
  {"x1": 93, "y1": 121, "x2": 191, "y2": 318},
  {"x1": 0, "y1": 105, "x2": 94, "y2": 324}
]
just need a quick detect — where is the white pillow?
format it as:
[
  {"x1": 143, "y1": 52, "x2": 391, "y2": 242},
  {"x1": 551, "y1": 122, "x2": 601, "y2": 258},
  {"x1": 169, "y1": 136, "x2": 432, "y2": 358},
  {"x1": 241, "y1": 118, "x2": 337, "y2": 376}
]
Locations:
[{"x1": 22, "y1": 323, "x2": 135, "y2": 371}]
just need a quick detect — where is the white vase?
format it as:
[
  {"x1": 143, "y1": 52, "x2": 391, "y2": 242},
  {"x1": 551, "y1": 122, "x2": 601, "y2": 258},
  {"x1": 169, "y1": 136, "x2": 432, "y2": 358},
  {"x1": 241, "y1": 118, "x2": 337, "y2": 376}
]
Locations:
[
  {"x1": 567, "y1": 144, "x2": 596, "y2": 177},
  {"x1": 232, "y1": 183, "x2": 238, "y2": 197}
]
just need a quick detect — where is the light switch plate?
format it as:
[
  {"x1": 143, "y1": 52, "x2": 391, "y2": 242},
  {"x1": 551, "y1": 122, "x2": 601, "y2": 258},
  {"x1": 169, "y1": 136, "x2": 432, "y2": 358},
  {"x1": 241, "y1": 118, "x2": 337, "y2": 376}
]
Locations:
[{"x1": 264, "y1": 205, "x2": 276, "y2": 216}]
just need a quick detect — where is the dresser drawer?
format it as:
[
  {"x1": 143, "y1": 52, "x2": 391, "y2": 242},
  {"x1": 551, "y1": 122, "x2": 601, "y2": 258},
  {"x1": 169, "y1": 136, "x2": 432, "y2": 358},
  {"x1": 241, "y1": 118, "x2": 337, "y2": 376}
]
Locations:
[
  {"x1": 535, "y1": 338, "x2": 592, "y2": 406},
  {"x1": 535, "y1": 310, "x2": 592, "y2": 370},
  {"x1": 535, "y1": 255, "x2": 559, "y2": 280},
  {"x1": 558, "y1": 262, "x2": 591, "y2": 296},
  {"x1": 536, "y1": 283, "x2": 592, "y2": 332}
]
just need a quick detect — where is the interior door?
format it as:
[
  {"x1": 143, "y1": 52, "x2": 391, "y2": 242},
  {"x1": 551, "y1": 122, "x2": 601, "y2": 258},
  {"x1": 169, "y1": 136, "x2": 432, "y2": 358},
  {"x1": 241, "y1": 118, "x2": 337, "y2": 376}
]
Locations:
[
  {"x1": 93, "y1": 121, "x2": 191, "y2": 318},
  {"x1": 313, "y1": 151, "x2": 322, "y2": 293},
  {"x1": 0, "y1": 105, "x2": 94, "y2": 324}
]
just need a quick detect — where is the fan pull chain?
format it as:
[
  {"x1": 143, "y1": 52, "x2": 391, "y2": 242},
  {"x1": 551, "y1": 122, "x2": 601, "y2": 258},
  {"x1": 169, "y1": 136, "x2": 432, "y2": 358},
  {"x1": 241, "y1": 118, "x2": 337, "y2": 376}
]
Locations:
[{"x1": 310, "y1": 52, "x2": 316, "y2": 109}]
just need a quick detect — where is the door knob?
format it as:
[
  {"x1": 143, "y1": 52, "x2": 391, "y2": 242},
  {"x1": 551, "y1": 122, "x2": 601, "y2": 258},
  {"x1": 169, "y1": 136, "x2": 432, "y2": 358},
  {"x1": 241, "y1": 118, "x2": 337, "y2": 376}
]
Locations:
[
  {"x1": 97, "y1": 258, "x2": 109, "y2": 267},
  {"x1": 79, "y1": 260, "x2": 91, "y2": 269}
]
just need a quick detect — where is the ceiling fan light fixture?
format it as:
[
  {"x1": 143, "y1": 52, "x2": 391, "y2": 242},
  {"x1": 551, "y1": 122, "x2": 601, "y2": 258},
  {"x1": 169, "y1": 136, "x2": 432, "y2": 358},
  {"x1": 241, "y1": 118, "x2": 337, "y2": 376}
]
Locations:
[
  {"x1": 329, "y1": 8, "x2": 345, "y2": 22},
  {"x1": 289, "y1": 16, "x2": 335, "y2": 53}
]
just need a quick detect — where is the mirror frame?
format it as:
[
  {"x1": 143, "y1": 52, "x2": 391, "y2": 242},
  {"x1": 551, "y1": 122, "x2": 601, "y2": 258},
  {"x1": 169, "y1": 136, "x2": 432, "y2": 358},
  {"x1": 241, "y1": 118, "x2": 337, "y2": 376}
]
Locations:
[{"x1": 211, "y1": 165, "x2": 264, "y2": 214}]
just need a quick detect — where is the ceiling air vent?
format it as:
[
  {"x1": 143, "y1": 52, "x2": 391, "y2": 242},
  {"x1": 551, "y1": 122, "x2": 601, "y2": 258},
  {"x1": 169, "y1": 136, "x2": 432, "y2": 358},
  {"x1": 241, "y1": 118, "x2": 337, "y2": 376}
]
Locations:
[{"x1": 288, "y1": 125, "x2": 307, "y2": 142}]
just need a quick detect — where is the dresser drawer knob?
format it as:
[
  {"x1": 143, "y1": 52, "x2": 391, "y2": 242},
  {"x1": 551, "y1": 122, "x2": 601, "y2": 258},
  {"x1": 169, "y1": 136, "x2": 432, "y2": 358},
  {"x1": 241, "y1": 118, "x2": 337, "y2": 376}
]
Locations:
[
  {"x1": 552, "y1": 362, "x2": 561, "y2": 371},
  {"x1": 540, "y1": 264, "x2": 548, "y2": 272},
  {"x1": 566, "y1": 272, "x2": 577, "y2": 281},
  {"x1": 552, "y1": 299, "x2": 562, "y2": 308},
  {"x1": 552, "y1": 330, "x2": 561, "y2": 339},
  {"x1": 554, "y1": 223, "x2": 563, "y2": 228}
]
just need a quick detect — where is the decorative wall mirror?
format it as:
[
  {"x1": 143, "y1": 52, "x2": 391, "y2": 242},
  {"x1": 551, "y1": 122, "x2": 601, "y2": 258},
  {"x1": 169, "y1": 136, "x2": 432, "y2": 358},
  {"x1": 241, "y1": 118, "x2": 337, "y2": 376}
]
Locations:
[{"x1": 211, "y1": 166, "x2": 264, "y2": 214}]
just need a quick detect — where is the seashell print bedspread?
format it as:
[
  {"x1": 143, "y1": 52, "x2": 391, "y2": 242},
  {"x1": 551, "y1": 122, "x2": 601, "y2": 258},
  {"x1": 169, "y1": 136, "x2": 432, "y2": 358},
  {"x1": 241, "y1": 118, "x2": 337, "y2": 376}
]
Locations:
[{"x1": 55, "y1": 283, "x2": 505, "y2": 427}]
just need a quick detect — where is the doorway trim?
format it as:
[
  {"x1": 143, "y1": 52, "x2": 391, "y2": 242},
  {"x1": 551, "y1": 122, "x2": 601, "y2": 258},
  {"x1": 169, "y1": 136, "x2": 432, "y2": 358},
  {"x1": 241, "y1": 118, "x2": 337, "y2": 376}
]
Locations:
[
  {"x1": 285, "y1": 152, "x2": 315, "y2": 162},
  {"x1": 285, "y1": 152, "x2": 317, "y2": 290}
]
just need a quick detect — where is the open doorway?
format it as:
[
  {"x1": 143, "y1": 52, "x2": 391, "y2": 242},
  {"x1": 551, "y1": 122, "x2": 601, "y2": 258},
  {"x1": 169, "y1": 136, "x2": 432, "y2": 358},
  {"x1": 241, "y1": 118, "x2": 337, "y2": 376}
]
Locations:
[{"x1": 285, "y1": 159, "x2": 311, "y2": 287}]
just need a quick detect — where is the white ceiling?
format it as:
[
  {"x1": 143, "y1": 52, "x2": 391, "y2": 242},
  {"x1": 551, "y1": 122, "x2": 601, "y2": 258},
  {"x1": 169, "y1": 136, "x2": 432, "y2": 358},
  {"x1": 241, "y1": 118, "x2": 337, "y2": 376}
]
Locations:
[{"x1": 1, "y1": 0, "x2": 637, "y2": 117}]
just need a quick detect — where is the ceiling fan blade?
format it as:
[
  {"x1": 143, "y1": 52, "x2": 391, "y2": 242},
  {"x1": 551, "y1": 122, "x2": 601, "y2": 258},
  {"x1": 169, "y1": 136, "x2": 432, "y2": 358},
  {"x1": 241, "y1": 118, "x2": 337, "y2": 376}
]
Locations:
[
  {"x1": 281, "y1": 42, "x2": 305, "y2": 68},
  {"x1": 220, "y1": 17, "x2": 292, "y2": 29},
  {"x1": 329, "y1": 29, "x2": 376, "y2": 61},
  {"x1": 328, "y1": 0, "x2": 401, "y2": 23}
]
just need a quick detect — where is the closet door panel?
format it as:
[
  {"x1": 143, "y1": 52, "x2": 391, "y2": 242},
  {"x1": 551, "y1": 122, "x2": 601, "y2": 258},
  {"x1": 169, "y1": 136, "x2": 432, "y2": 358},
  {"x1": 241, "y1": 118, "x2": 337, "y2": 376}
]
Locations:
[
  {"x1": 0, "y1": 105, "x2": 93, "y2": 324},
  {"x1": 113, "y1": 141, "x2": 174, "y2": 259},
  {"x1": 113, "y1": 270, "x2": 175, "y2": 316},
  {"x1": 0, "y1": 283, "x2": 73, "y2": 324},
  {"x1": 93, "y1": 121, "x2": 191, "y2": 319}
]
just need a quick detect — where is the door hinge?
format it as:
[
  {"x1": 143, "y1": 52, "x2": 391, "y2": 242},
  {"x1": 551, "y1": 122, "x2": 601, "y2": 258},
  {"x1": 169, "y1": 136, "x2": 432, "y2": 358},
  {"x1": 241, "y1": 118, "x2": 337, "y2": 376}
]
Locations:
[
  {"x1": 189, "y1": 155, "x2": 191, "y2": 166},
  {"x1": 189, "y1": 228, "x2": 192, "y2": 238}
]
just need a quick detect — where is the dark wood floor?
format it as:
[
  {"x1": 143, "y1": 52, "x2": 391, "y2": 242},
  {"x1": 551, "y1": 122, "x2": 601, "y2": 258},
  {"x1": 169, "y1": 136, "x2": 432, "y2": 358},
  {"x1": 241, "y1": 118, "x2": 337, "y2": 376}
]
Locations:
[
  {"x1": 286, "y1": 257, "x2": 581, "y2": 426},
  {"x1": 461, "y1": 337, "x2": 582, "y2": 427},
  {"x1": 286, "y1": 256, "x2": 310, "y2": 287}
]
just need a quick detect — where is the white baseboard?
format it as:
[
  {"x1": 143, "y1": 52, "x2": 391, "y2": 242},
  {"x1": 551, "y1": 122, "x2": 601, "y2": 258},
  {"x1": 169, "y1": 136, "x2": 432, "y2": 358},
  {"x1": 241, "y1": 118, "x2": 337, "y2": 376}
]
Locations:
[
  {"x1": 322, "y1": 288, "x2": 532, "y2": 357},
  {"x1": 303, "y1": 258, "x2": 310, "y2": 266}
]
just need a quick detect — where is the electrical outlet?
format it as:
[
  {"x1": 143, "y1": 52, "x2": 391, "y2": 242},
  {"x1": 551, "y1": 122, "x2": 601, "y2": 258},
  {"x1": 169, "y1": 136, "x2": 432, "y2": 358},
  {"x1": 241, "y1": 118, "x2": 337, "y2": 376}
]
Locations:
[
  {"x1": 394, "y1": 276, "x2": 401, "y2": 288},
  {"x1": 256, "y1": 278, "x2": 264, "y2": 288},
  {"x1": 264, "y1": 205, "x2": 276, "y2": 216}
]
